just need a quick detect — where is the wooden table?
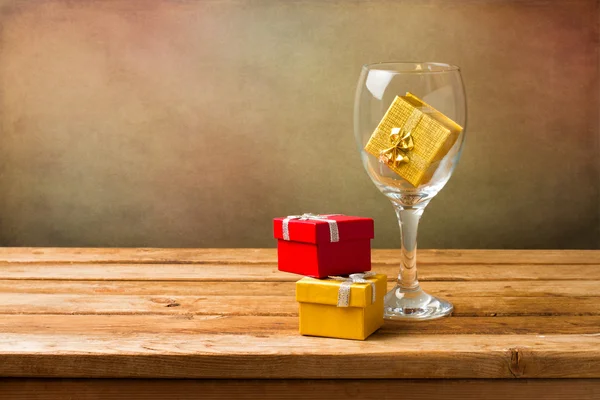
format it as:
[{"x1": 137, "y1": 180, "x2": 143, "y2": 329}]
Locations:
[{"x1": 0, "y1": 248, "x2": 599, "y2": 399}]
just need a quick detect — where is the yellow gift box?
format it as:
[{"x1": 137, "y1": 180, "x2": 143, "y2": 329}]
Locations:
[
  {"x1": 364, "y1": 92, "x2": 463, "y2": 187},
  {"x1": 296, "y1": 273, "x2": 387, "y2": 340}
]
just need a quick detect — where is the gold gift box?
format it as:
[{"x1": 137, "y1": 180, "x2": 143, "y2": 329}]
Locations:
[
  {"x1": 296, "y1": 274, "x2": 387, "y2": 340},
  {"x1": 364, "y1": 93, "x2": 463, "y2": 187}
]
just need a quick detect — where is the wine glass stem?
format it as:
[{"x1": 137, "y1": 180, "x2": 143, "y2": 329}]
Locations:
[{"x1": 394, "y1": 205, "x2": 424, "y2": 291}]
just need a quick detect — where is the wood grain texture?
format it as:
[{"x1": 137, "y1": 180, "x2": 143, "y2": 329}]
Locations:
[
  {"x1": 0, "y1": 248, "x2": 598, "y2": 381},
  {"x1": 0, "y1": 293, "x2": 598, "y2": 316},
  {"x1": 0, "y1": 379, "x2": 598, "y2": 400},
  {"x1": 0, "y1": 248, "x2": 598, "y2": 265},
  {"x1": 1, "y1": 314, "x2": 599, "y2": 335},
  {"x1": 1, "y1": 264, "x2": 599, "y2": 281},
  {"x1": 0, "y1": 333, "x2": 599, "y2": 378},
  {"x1": 0, "y1": 279, "x2": 598, "y2": 297}
]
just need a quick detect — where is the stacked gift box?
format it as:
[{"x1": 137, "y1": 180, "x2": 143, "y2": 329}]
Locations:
[
  {"x1": 273, "y1": 214, "x2": 386, "y2": 340},
  {"x1": 271, "y1": 92, "x2": 467, "y2": 339}
]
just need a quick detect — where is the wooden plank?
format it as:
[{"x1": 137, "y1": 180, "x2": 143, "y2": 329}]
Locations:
[
  {"x1": 0, "y1": 333, "x2": 598, "y2": 378},
  {"x1": 422, "y1": 281, "x2": 600, "y2": 298},
  {"x1": 0, "y1": 264, "x2": 599, "y2": 281},
  {"x1": 1, "y1": 314, "x2": 599, "y2": 335},
  {"x1": 382, "y1": 316, "x2": 600, "y2": 335},
  {"x1": 0, "y1": 293, "x2": 299, "y2": 316},
  {"x1": 0, "y1": 379, "x2": 598, "y2": 400},
  {"x1": 0, "y1": 293, "x2": 597, "y2": 316},
  {"x1": 0, "y1": 248, "x2": 598, "y2": 265},
  {"x1": 0, "y1": 248, "x2": 597, "y2": 383},
  {"x1": 0, "y1": 279, "x2": 598, "y2": 298}
]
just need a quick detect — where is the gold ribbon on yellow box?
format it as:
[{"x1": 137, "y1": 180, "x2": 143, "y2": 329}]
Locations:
[
  {"x1": 378, "y1": 113, "x2": 418, "y2": 167},
  {"x1": 364, "y1": 92, "x2": 463, "y2": 187}
]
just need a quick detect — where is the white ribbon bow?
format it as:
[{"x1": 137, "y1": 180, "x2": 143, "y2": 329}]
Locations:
[
  {"x1": 282, "y1": 213, "x2": 341, "y2": 242},
  {"x1": 329, "y1": 272, "x2": 377, "y2": 307}
]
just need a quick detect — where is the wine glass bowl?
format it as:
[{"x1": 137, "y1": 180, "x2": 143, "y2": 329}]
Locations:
[{"x1": 354, "y1": 62, "x2": 467, "y2": 320}]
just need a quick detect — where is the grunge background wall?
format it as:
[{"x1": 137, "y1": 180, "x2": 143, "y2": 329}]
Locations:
[{"x1": 0, "y1": 0, "x2": 598, "y2": 248}]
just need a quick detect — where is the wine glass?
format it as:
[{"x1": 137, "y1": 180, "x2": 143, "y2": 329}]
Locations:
[{"x1": 354, "y1": 62, "x2": 467, "y2": 320}]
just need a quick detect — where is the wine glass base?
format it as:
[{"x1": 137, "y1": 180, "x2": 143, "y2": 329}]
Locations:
[{"x1": 384, "y1": 284, "x2": 453, "y2": 320}]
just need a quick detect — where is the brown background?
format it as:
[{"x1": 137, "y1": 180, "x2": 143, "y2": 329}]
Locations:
[{"x1": 0, "y1": 0, "x2": 598, "y2": 249}]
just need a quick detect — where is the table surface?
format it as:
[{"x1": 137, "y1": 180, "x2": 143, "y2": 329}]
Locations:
[{"x1": 1, "y1": 248, "x2": 600, "y2": 398}]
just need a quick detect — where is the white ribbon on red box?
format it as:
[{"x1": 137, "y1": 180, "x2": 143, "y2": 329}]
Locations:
[{"x1": 282, "y1": 213, "x2": 341, "y2": 243}]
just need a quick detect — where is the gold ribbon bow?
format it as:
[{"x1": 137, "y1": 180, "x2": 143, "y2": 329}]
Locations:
[{"x1": 379, "y1": 109, "x2": 422, "y2": 167}]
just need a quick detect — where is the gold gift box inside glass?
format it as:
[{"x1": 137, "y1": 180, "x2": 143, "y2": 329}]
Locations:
[{"x1": 364, "y1": 93, "x2": 463, "y2": 187}]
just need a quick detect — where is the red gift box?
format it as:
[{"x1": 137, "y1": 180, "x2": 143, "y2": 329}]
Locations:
[{"x1": 273, "y1": 213, "x2": 374, "y2": 278}]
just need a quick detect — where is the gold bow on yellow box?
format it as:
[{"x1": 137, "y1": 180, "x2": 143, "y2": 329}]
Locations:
[{"x1": 364, "y1": 93, "x2": 463, "y2": 187}]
